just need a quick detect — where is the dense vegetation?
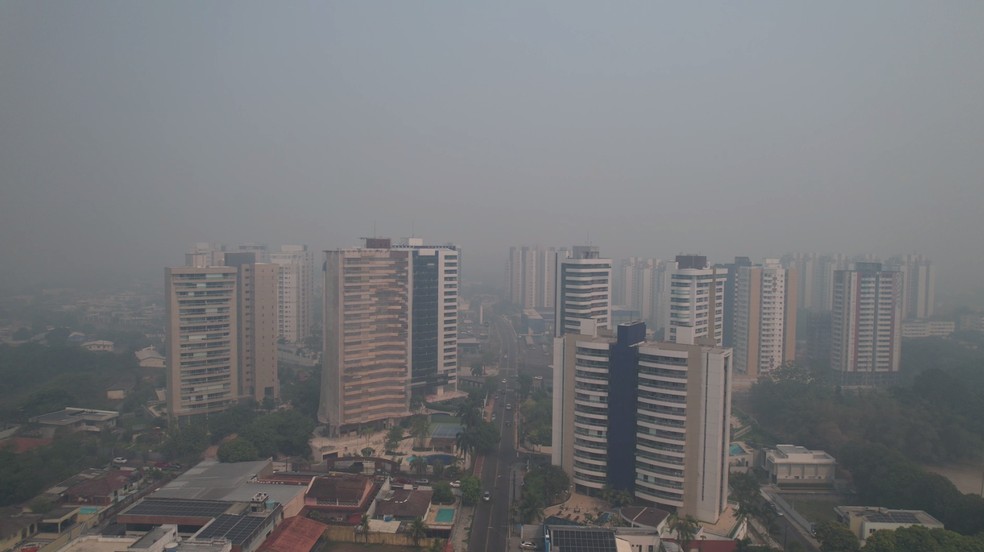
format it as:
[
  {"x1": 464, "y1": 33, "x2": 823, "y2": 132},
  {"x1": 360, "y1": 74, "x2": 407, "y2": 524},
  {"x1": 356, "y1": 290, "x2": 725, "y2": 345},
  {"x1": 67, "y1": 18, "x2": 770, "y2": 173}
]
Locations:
[
  {"x1": 514, "y1": 464, "x2": 569, "y2": 523},
  {"x1": 519, "y1": 391, "x2": 551, "y2": 447},
  {"x1": 0, "y1": 432, "x2": 114, "y2": 506},
  {"x1": 746, "y1": 338, "x2": 984, "y2": 537},
  {"x1": 0, "y1": 343, "x2": 140, "y2": 419}
]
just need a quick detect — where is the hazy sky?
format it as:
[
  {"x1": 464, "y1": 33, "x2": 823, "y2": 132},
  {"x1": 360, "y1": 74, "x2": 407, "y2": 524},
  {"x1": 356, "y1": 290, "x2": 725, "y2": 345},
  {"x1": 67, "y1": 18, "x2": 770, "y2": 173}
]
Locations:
[{"x1": 2, "y1": 2, "x2": 982, "y2": 293}]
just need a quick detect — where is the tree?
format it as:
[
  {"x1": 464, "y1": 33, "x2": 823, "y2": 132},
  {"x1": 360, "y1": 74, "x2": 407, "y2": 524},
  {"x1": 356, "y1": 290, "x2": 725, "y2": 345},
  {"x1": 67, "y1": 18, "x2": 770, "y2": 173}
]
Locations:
[
  {"x1": 432, "y1": 481, "x2": 454, "y2": 504},
  {"x1": 432, "y1": 460, "x2": 445, "y2": 479},
  {"x1": 411, "y1": 455, "x2": 428, "y2": 476},
  {"x1": 361, "y1": 446, "x2": 376, "y2": 458},
  {"x1": 460, "y1": 475, "x2": 481, "y2": 506},
  {"x1": 471, "y1": 361, "x2": 485, "y2": 376},
  {"x1": 410, "y1": 415, "x2": 431, "y2": 449},
  {"x1": 217, "y1": 437, "x2": 259, "y2": 463},
  {"x1": 357, "y1": 513, "x2": 371, "y2": 543},
  {"x1": 386, "y1": 426, "x2": 404, "y2": 453},
  {"x1": 669, "y1": 514, "x2": 700, "y2": 552},
  {"x1": 408, "y1": 517, "x2": 428, "y2": 546},
  {"x1": 814, "y1": 521, "x2": 860, "y2": 552}
]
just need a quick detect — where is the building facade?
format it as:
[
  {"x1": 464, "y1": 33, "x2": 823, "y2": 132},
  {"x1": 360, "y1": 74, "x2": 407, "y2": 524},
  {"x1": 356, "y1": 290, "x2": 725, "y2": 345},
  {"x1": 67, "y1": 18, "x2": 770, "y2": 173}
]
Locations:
[
  {"x1": 319, "y1": 240, "x2": 412, "y2": 435},
  {"x1": 830, "y1": 262, "x2": 903, "y2": 386},
  {"x1": 224, "y1": 252, "x2": 279, "y2": 403},
  {"x1": 733, "y1": 260, "x2": 797, "y2": 378},
  {"x1": 886, "y1": 254, "x2": 936, "y2": 320},
  {"x1": 508, "y1": 245, "x2": 562, "y2": 309},
  {"x1": 165, "y1": 266, "x2": 240, "y2": 420},
  {"x1": 613, "y1": 257, "x2": 663, "y2": 328},
  {"x1": 392, "y1": 239, "x2": 460, "y2": 399},
  {"x1": 659, "y1": 255, "x2": 727, "y2": 346},
  {"x1": 552, "y1": 322, "x2": 732, "y2": 523},
  {"x1": 269, "y1": 245, "x2": 314, "y2": 344},
  {"x1": 554, "y1": 246, "x2": 613, "y2": 338}
]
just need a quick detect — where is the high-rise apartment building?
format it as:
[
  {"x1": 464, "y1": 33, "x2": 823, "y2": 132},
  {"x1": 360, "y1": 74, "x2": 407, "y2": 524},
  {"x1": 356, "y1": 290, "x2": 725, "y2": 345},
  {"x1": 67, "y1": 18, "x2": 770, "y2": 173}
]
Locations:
[
  {"x1": 658, "y1": 255, "x2": 727, "y2": 346},
  {"x1": 270, "y1": 245, "x2": 314, "y2": 343},
  {"x1": 781, "y1": 253, "x2": 849, "y2": 312},
  {"x1": 319, "y1": 237, "x2": 458, "y2": 435},
  {"x1": 613, "y1": 258, "x2": 662, "y2": 327},
  {"x1": 224, "y1": 252, "x2": 280, "y2": 404},
  {"x1": 392, "y1": 238, "x2": 460, "y2": 399},
  {"x1": 715, "y1": 257, "x2": 751, "y2": 348},
  {"x1": 554, "y1": 246, "x2": 612, "y2": 337},
  {"x1": 831, "y1": 262, "x2": 903, "y2": 386},
  {"x1": 551, "y1": 322, "x2": 732, "y2": 523},
  {"x1": 508, "y1": 246, "x2": 563, "y2": 309},
  {"x1": 733, "y1": 260, "x2": 797, "y2": 377},
  {"x1": 886, "y1": 254, "x2": 935, "y2": 320},
  {"x1": 165, "y1": 266, "x2": 240, "y2": 421},
  {"x1": 320, "y1": 239, "x2": 412, "y2": 435}
]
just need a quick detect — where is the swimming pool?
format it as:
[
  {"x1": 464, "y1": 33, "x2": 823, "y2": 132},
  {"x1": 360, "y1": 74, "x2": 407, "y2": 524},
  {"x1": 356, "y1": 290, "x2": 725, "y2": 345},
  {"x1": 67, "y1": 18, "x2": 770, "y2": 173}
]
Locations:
[
  {"x1": 435, "y1": 508, "x2": 455, "y2": 523},
  {"x1": 729, "y1": 443, "x2": 745, "y2": 456},
  {"x1": 407, "y1": 453, "x2": 457, "y2": 465}
]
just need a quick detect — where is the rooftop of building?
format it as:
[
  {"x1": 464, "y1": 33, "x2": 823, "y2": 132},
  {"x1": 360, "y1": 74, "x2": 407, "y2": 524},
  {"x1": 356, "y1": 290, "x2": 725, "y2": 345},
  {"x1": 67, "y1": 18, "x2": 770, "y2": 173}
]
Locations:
[
  {"x1": 194, "y1": 509, "x2": 279, "y2": 547},
  {"x1": 118, "y1": 498, "x2": 239, "y2": 522},
  {"x1": 768, "y1": 444, "x2": 836, "y2": 462},
  {"x1": 546, "y1": 525, "x2": 619, "y2": 552},
  {"x1": 835, "y1": 506, "x2": 943, "y2": 526},
  {"x1": 305, "y1": 473, "x2": 374, "y2": 505},
  {"x1": 64, "y1": 469, "x2": 141, "y2": 500},
  {"x1": 256, "y1": 515, "x2": 327, "y2": 552},
  {"x1": 0, "y1": 508, "x2": 42, "y2": 540},
  {"x1": 0, "y1": 436, "x2": 53, "y2": 453},
  {"x1": 619, "y1": 506, "x2": 670, "y2": 529},
  {"x1": 30, "y1": 407, "x2": 119, "y2": 426},
  {"x1": 374, "y1": 488, "x2": 432, "y2": 520},
  {"x1": 151, "y1": 460, "x2": 301, "y2": 505}
]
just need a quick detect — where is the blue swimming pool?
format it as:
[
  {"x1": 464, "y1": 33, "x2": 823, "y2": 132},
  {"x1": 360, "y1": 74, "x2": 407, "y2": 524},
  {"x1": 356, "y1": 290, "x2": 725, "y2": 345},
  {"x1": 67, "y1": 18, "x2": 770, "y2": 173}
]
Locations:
[
  {"x1": 729, "y1": 443, "x2": 745, "y2": 456},
  {"x1": 435, "y1": 508, "x2": 455, "y2": 523},
  {"x1": 407, "y1": 453, "x2": 457, "y2": 465}
]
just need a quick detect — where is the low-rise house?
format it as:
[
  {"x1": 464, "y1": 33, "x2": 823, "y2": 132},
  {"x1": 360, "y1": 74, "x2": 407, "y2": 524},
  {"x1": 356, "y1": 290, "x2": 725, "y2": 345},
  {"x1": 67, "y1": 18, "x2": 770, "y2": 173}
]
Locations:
[
  {"x1": 30, "y1": 407, "x2": 119, "y2": 435},
  {"x1": 136, "y1": 346, "x2": 166, "y2": 369},
  {"x1": 373, "y1": 488, "x2": 433, "y2": 522},
  {"x1": 303, "y1": 473, "x2": 378, "y2": 523},
  {"x1": 257, "y1": 515, "x2": 328, "y2": 552},
  {"x1": 82, "y1": 340, "x2": 114, "y2": 352},
  {"x1": 762, "y1": 444, "x2": 836, "y2": 488},
  {"x1": 0, "y1": 509, "x2": 41, "y2": 552},
  {"x1": 835, "y1": 506, "x2": 944, "y2": 544},
  {"x1": 63, "y1": 469, "x2": 142, "y2": 506}
]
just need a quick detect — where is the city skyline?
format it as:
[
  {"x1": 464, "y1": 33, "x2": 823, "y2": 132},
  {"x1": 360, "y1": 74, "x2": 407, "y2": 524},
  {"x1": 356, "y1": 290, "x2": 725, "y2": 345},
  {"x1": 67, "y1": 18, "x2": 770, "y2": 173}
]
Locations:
[{"x1": 2, "y1": 3, "x2": 983, "y2": 295}]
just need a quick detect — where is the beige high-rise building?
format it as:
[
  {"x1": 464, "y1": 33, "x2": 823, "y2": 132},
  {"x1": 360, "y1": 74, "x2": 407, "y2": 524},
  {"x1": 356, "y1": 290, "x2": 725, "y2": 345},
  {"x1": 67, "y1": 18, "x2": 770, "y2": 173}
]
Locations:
[
  {"x1": 165, "y1": 266, "x2": 239, "y2": 421},
  {"x1": 831, "y1": 262, "x2": 903, "y2": 386},
  {"x1": 554, "y1": 246, "x2": 613, "y2": 337},
  {"x1": 734, "y1": 260, "x2": 798, "y2": 377},
  {"x1": 886, "y1": 254, "x2": 936, "y2": 320},
  {"x1": 270, "y1": 245, "x2": 314, "y2": 343},
  {"x1": 319, "y1": 239, "x2": 412, "y2": 436},
  {"x1": 225, "y1": 252, "x2": 280, "y2": 403},
  {"x1": 508, "y1": 245, "x2": 564, "y2": 309}
]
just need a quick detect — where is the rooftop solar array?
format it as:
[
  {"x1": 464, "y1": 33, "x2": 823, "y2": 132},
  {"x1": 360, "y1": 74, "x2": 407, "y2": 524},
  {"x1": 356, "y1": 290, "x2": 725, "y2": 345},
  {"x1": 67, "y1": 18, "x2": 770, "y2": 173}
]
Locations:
[
  {"x1": 868, "y1": 511, "x2": 920, "y2": 524},
  {"x1": 123, "y1": 498, "x2": 233, "y2": 519},
  {"x1": 549, "y1": 527, "x2": 618, "y2": 552},
  {"x1": 196, "y1": 514, "x2": 267, "y2": 545}
]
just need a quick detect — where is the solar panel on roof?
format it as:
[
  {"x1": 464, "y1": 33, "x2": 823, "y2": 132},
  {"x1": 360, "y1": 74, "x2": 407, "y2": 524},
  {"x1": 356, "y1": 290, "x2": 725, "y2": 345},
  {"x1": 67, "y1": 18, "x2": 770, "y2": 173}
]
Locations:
[
  {"x1": 196, "y1": 514, "x2": 267, "y2": 545},
  {"x1": 550, "y1": 527, "x2": 618, "y2": 552}
]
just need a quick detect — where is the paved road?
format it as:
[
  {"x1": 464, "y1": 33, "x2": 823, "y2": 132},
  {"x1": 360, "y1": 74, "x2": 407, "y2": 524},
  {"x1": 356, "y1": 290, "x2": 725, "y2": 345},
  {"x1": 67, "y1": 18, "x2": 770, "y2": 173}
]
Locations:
[{"x1": 469, "y1": 316, "x2": 519, "y2": 552}]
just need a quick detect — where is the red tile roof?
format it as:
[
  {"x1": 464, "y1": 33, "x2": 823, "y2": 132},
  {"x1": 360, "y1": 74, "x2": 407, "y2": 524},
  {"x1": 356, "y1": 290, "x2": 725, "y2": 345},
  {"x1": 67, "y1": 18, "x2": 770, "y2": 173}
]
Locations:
[
  {"x1": 258, "y1": 515, "x2": 327, "y2": 552},
  {"x1": 0, "y1": 437, "x2": 53, "y2": 454}
]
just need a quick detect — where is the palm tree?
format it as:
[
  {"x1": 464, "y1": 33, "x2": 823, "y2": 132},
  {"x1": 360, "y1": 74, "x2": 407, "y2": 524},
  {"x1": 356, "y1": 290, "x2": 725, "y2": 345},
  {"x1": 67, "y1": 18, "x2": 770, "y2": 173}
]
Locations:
[
  {"x1": 517, "y1": 493, "x2": 545, "y2": 524},
  {"x1": 410, "y1": 415, "x2": 431, "y2": 449},
  {"x1": 455, "y1": 430, "x2": 477, "y2": 469},
  {"x1": 411, "y1": 455, "x2": 428, "y2": 476},
  {"x1": 669, "y1": 514, "x2": 700, "y2": 552},
  {"x1": 357, "y1": 513, "x2": 371, "y2": 543},
  {"x1": 408, "y1": 517, "x2": 428, "y2": 547}
]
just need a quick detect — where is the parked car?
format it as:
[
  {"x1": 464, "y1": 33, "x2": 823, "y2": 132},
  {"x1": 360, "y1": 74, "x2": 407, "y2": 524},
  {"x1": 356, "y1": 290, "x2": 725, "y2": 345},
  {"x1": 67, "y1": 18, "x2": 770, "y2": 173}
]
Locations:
[
  {"x1": 450, "y1": 480, "x2": 461, "y2": 488},
  {"x1": 482, "y1": 491, "x2": 491, "y2": 502},
  {"x1": 520, "y1": 541, "x2": 538, "y2": 550},
  {"x1": 415, "y1": 478, "x2": 430, "y2": 486}
]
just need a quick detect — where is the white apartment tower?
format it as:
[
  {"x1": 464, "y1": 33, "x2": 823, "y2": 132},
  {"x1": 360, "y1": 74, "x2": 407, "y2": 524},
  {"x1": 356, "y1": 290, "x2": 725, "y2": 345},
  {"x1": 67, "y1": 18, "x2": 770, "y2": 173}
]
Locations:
[
  {"x1": 733, "y1": 260, "x2": 798, "y2": 377},
  {"x1": 165, "y1": 266, "x2": 239, "y2": 420},
  {"x1": 270, "y1": 245, "x2": 314, "y2": 343},
  {"x1": 614, "y1": 257, "x2": 662, "y2": 326},
  {"x1": 551, "y1": 322, "x2": 732, "y2": 523},
  {"x1": 659, "y1": 255, "x2": 727, "y2": 345},
  {"x1": 392, "y1": 238, "x2": 460, "y2": 398},
  {"x1": 554, "y1": 246, "x2": 613, "y2": 337},
  {"x1": 831, "y1": 262, "x2": 903, "y2": 386}
]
